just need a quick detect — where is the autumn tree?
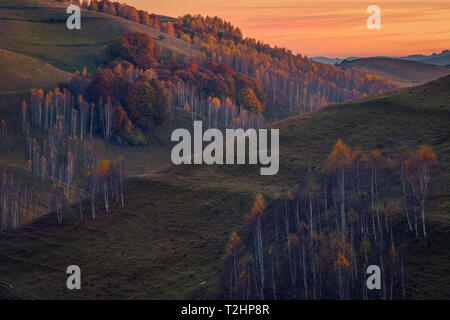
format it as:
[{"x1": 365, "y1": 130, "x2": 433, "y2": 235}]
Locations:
[
  {"x1": 161, "y1": 22, "x2": 175, "y2": 36},
  {"x1": 101, "y1": 32, "x2": 159, "y2": 69},
  {"x1": 246, "y1": 193, "x2": 266, "y2": 299},
  {"x1": 413, "y1": 146, "x2": 437, "y2": 238},
  {"x1": 237, "y1": 88, "x2": 263, "y2": 113},
  {"x1": 98, "y1": 159, "x2": 111, "y2": 214},
  {"x1": 327, "y1": 140, "x2": 352, "y2": 235},
  {"x1": 223, "y1": 231, "x2": 243, "y2": 299},
  {"x1": 397, "y1": 146, "x2": 413, "y2": 232},
  {"x1": 330, "y1": 232, "x2": 355, "y2": 299}
]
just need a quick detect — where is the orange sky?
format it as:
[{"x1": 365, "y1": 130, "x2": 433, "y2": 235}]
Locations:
[{"x1": 123, "y1": 0, "x2": 450, "y2": 58}]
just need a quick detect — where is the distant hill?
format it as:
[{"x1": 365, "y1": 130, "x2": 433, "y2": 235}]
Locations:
[
  {"x1": 311, "y1": 56, "x2": 343, "y2": 65},
  {"x1": 312, "y1": 56, "x2": 361, "y2": 65},
  {"x1": 313, "y1": 50, "x2": 450, "y2": 66},
  {"x1": 400, "y1": 50, "x2": 450, "y2": 66},
  {"x1": 339, "y1": 57, "x2": 450, "y2": 87}
]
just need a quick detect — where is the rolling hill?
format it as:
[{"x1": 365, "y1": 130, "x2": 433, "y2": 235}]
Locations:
[
  {"x1": 400, "y1": 50, "x2": 450, "y2": 67},
  {"x1": 0, "y1": 75, "x2": 449, "y2": 299},
  {"x1": 339, "y1": 57, "x2": 450, "y2": 87},
  {"x1": 0, "y1": 0, "x2": 199, "y2": 75},
  {"x1": 313, "y1": 50, "x2": 450, "y2": 67}
]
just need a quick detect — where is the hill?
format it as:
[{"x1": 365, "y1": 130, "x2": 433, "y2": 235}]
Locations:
[
  {"x1": 0, "y1": 0, "x2": 199, "y2": 74},
  {"x1": 313, "y1": 50, "x2": 450, "y2": 67},
  {"x1": 339, "y1": 57, "x2": 450, "y2": 87},
  {"x1": 311, "y1": 56, "x2": 343, "y2": 65},
  {"x1": 0, "y1": 0, "x2": 200, "y2": 211},
  {"x1": 400, "y1": 50, "x2": 450, "y2": 67},
  {"x1": 0, "y1": 75, "x2": 449, "y2": 299},
  {"x1": 0, "y1": 48, "x2": 73, "y2": 94}
]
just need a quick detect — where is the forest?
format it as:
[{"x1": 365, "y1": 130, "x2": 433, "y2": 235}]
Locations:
[
  {"x1": 220, "y1": 141, "x2": 437, "y2": 299},
  {"x1": 81, "y1": 0, "x2": 398, "y2": 120}
]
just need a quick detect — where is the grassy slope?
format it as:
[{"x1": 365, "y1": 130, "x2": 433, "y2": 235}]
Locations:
[
  {"x1": 0, "y1": 48, "x2": 73, "y2": 94},
  {"x1": 0, "y1": 76, "x2": 449, "y2": 299},
  {"x1": 0, "y1": 0, "x2": 199, "y2": 74},
  {"x1": 339, "y1": 57, "x2": 450, "y2": 87},
  {"x1": 0, "y1": 0, "x2": 199, "y2": 226}
]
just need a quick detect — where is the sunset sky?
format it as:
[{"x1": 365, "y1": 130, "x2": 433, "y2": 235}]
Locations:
[{"x1": 122, "y1": 0, "x2": 450, "y2": 58}]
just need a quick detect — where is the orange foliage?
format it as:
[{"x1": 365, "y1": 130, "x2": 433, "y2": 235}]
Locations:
[
  {"x1": 225, "y1": 231, "x2": 241, "y2": 256},
  {"x1": 327, "y1": 140, "x2": 351, "y2": 173},
  {"x1": 246, "y1": 193, "x2": 265, "y2": 224}
]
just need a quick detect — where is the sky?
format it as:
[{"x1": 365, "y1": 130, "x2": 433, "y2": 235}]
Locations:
[{"x1": 122, "y1": 0, "x2": 450, "y2": 58}]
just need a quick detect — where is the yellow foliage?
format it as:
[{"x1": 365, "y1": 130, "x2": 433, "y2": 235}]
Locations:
[
  {"x1": 225, "y1": 231, "x2": 241, "y2": 256},
  {"x1": 327, "y1": 140, "x2": 351, "y2": 172}
]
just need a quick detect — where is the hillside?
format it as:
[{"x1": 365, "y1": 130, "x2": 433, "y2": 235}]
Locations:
[
  {"x1": 0, "y1": 0, "x2": 199, "y2": 74},
  {"x1": 339, "y1": 57, "x2": 450, "y2": 87},
  {"x1": 0, "y1": 48, "x2": 73, "y2": 94},
  {"x1": 0, "y1": 75, "x2": 449, "y2": 299},
  {"x1": 0, "y1": 0, "x2": 201, "y2": 221}
]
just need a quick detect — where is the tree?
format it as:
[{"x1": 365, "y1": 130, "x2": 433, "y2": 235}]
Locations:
[
  {"x1": 330, "y1": 232, "x2": 355, "y2": 299},
  {"x1": 102, "y1": 32, "x2": 159, "y2": 68},
  {"x1": 162, "y1": 22, "x2": 175, "y2": 36},
  {"x1": 98, "y1": 159, "x2": 111, "y2": 214},
  {"x1": 130, "y1": 80, "x2": 168, "y2": 130},
  {"x1": 223, "y1": 231, "x2": 242, "y2": 299},
  {"x1": 88, "y1": 0, "x2": 98, "y2": 11},
  {"x1": 237, "y1": 88, "x2": 263, "y2": 113},
  {"x1": 370, "y1": 149, "x2": 382, "y2": 238},
  {"x1": 397, "y1": 146, "x2": 413, "y2": 232},
  {"x1": 86, "y1": 170, "x2": 97, "y2": 220},
  {"x1": 149, "y1": 79, "x2": 169, "y2": 126},
  {"x1": 413, "y1": 146, "x2": 437, "y2": 238},
  {"x1": 327, "y1": 140, "x2": 352, "y2": 234},
  {"x1": 246, "y1": 193, "x2": 266, "y2": 299},
  {"x1": 117, "y1": 155, "x2": 125, "y2": 207}
]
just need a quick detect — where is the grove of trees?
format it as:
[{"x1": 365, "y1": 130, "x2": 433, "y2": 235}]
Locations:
[{"x1": 220, "y1": 141, "x2": 437, "y2": 300}]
